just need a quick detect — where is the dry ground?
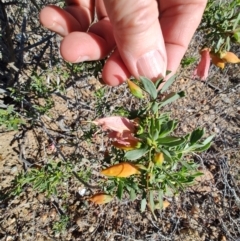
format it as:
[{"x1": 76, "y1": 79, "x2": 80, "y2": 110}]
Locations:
[{"x1": 0, "y1": 1, "x2": 240, "y2": 240}]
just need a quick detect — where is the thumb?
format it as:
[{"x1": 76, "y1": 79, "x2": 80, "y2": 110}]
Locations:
[{"x1": 103, "y1": 0, "x2": 167, "y2": 81}]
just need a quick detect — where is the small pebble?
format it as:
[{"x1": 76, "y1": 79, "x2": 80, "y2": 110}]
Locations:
[
  {"x1": 6, "y1": 236, "x2": 14, "y2": 241},
  {"x1": 220, "y1": 94, "x2": 231, "y2": 104},
  {"x1": 10, "y1": 166, "x2": 18, "y2": 174},
  {"x1": 78, "y1": 188, "x2": 86, "y2": 196},
  {"x1": 88, "y1": 226, "x2": 95, "y2": 233}
]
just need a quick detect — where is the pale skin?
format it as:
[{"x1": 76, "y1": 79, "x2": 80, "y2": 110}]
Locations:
[{"x1": 40, "y1": 0, "x2": 207, "y2": 86}]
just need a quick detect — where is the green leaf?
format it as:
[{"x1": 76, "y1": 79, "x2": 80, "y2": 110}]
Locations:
[
  {"x1": 7, "y1": 105, "x2": 14, "y2": 113},
  {"x1": 166, "y1": 70, "x2": 171, "y2": 75},
  {"x1": 233, "y1": 12, "x2": 240, "y2": 30},
  {"x1": 194, "y1": 142, "x2": 212, "y2": 152},
  {"x1": 124, "y1": 145, "x2": 148, "y2": 160},
  {"x1": 156, "y1": 174, "x2": 165, "y2": 182},
  {"x1": 161, "y1": 149, "x2": 173, "y2": 162},
  {"x1": 141, "y1": 198, "x2": 147, "y2": 212},
  {"x1": 129, "y1": 107, "x2": 148, "y2": 119},
  {"x1": 130, "y1": 188, "x2": 136, "y2": 201},
  {"x1": 158, "y1": 190, "x2": 163, "y2": 209},
  {"x1": 53, "y1": 186, "x2": 57, "y2": 195},
  {"x1": 34, "y1": 180, "x2": 42, "y2": 189},
  {"x1": 151, "y1": 102, "x2": 159, "y2": 114},
  {"x1": 155, "y1": 118, "x2": 161, "y2": 131},
  {"x1": 158, "y1": 137, "x2": 185, "y2": 147},
  {"x1": 233, "y1": 31, "x2": 240, "y2": 43},
  {"x1": 159, "y1": 120, "x2": 177, "y2": 137},
  {"x1": 153, "y1": 130, "x2": 159, "y2": 141},
  {"x1": 165, "y1": 185, "x2": 174, "y2": 197},
  {"x1": 202, "y1": 135, "x2": 214, "y2": 145},
  {"x1": 149, "y1": 118, "x2": 160, "y2": 140},
  {"x1": 149, "y1": 118, "x2": 155, "y2": 137},
  {"x1": 117, "y1": 181, "x2": 124, "y2": 200},
  {"x1": 216, "y1": 38, "x2": 224, "y2": 51},
  {"x1": 187, "y1": 136, "x2": 213, "y2": 151},
  {"x1": 139, "y1": 76, "x2": 157, "y2": 99},
  {"x1": 180, "y1": 160, "x2": 197, "y2": 171},
  {"x1": 154, "y1": 77, "x2": 164, "y2": 90},
  {"x1": 157, "y1": 136, "x2": 181, "y2": 144},
  {"x1": 190, "y1": 128, "x2": 204, "y2": 145},
  {"x1": 149, "y1": 191, "x2": 155, "y2": 212},
  {"x1": 225, "y1": 36, "x2": 230, "y2": 51},
  {"x1": 160, "y1": 74, "x2": 177, "y2": 93},
  {"x1": 160, "y1": 91, "x2": 185, "y2": 107}
]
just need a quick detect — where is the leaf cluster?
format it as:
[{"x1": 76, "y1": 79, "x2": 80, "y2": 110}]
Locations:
[
  {"x1": 100, "y1": 76, "x2": 213, "y2": 213},
  {"x1": 0, "y1": 105, "x2": 25, "y2": 130}
]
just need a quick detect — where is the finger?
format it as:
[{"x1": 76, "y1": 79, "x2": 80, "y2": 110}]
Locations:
[
  {"x1": 103, "y1": 0, "x2": 167, "y2": 81},
  {"x1": 39, "y1": 0, "x2": 94, "y2": 36},
  {"x1": 95, "y1": 0, "x2": 131, "y2": 86},
  {"x1": 95, "y1": 0, "x2": 108, "y2": 20},
  {"x1": 64, "y1": 0, "x2": 94, "y2": 30},
  {"x1": 40, "y1": 6, "x2": 82, "y2": 36},
  {"x1": 102, "y1": 49, "x2": 131, "y2": 86},
  {"x1": 60, "y1": 19, "x2": 116, "y2": 62},
  {"x1": 159, "y1": 0, "x2": 207, "y2": 73}
]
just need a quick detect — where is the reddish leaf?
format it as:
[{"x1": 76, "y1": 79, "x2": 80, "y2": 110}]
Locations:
[
  {"x1": 193, "y1": 48, "x2": 211, "y2": 81},
  {"x1": 93, "y1": 117, "x2": 135, "y2": 134}
]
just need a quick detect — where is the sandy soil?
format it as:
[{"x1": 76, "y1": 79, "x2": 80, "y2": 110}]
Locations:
[{"x1": 0, "y1": 1, "x2": 240, "y2": 241}]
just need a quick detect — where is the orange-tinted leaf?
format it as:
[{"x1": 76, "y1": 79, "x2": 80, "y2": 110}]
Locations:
[
  {"x1": 154, "y1": 152, "x2": 164, "y2": 166},
  {"x1": 163, "y1": 200, "x2": 170, "y2": 209},
  {"x1": 89, "y1": 193, "x2": 113, "y2": 204},
  {"x1": 135, "y1": 164, "x2": 147, "y2": 170},
  {"x1": 127, "y1": 79, "x2": 144, "y2": 99},
  {"x1": 155, "y1": 200, "x2": 170, "y2": 210},
  {"x1": 112, "y1": 139, "x2": 141, "y2": 150},
  {"x1": 221, "y1": 51, "x2": 240, "y2": 63},
  {"x1": 210, "y1": 53, "x2": 225, "y2": 69},
  {"x1": 101, "y1": 162, "x2": 140, "y2": 177}
]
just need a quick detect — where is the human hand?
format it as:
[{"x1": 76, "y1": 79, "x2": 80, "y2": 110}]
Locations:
[{"x1": 40, "y1": 0, "x2": 207, "y2": 86}]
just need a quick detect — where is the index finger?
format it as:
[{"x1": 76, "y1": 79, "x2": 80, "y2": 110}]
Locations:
[{"x1": 39, "y1": 0, "x2": 94, "y2": 36}]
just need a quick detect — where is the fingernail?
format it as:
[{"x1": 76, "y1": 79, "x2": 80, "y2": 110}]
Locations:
[
  {"x1": 47, "y1": 22, "x2": 65, "y2": 36},
  {"x1": 137, "y1": 50, "x2": 166, "y2": 81},
  {"x1": 74, "y1": 56, "x2": 90, "y2": 63}
]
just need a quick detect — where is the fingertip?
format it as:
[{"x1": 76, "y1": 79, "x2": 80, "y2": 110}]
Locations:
[
  {"x1": 102, "y1": 70, "x2": 127, "y2": 86},
  {"x1": 102, "y1": 50, "x2": 131, "y2": 86},
  {"x1": 60, "y1": 32, "x2": 83, "y2": 62},
  {"x1": 39, "y1": 5, "x2": 82, "y2": 36},
  {"x1": 39, "y1": 5, "x2": 54, "y2": 28},
  {"x1": 60, "y1": 31, "x2": 113, "y2": 63}
]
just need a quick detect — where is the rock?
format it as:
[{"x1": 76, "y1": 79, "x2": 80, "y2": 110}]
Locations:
[
  {"x1": 10, "y1": 166, "x2": 18, "y2": 174},
  {"x1": 6, "y1": 236, "x2": 14, "y2": 241},
  {"x1": 219, "y1": 235, "x2": 227, "y2": 241},
  {"x1": 220, "y1": 94, "x2": 231, "y2": 104},
  {"x1": 88, "y1": 225, "x2": 95, "y2": 233}
]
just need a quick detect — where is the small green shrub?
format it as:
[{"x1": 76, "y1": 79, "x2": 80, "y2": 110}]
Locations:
[{"x1": 0, "y1": 105, "x2": 25, "y2": 130}]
